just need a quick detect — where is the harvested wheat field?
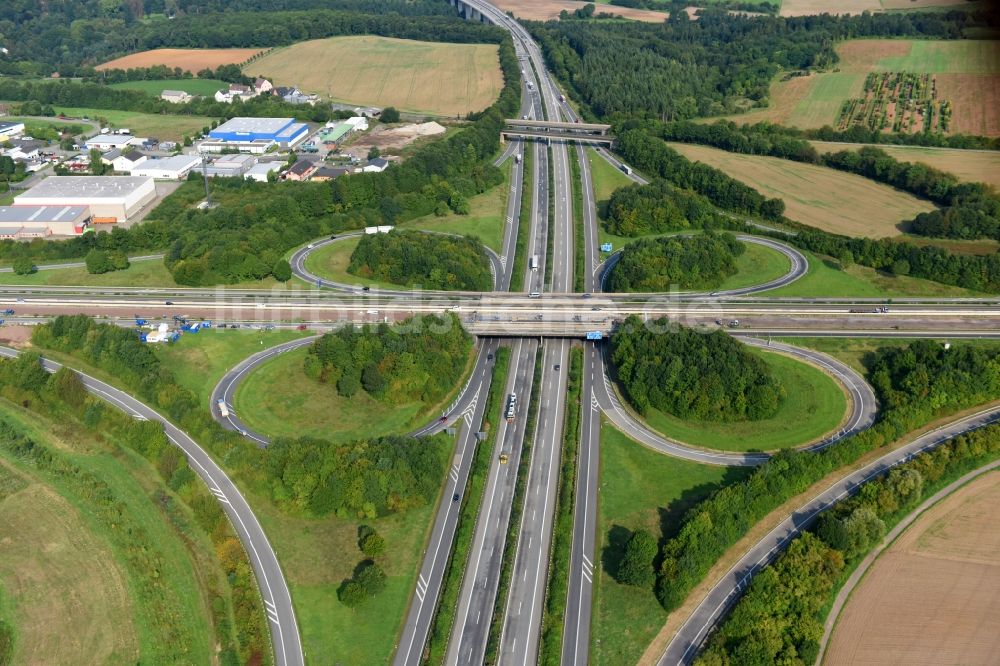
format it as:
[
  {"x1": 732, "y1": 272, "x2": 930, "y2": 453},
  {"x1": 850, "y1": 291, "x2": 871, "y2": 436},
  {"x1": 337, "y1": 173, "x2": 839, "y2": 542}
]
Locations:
[
  {"x1": 825, "y1": 471, "x2": 1000, "y2": 666},
  {"x1": 97, "y1": 48, "x2": 265, "y2": 72},
  {"x1": 668, "y1": 142, "x2": 936, "y2": 237},
  {"x1": 492, "y1": 0, "x2": 669, "y2": 21},
  {"x1": 780, "y1": 0, "x2": 881, "y2": 16},
  {"x1": 245, "y1": 36, "x2": 502, "y2": 116},
  {"x1": 726, "y1": 39, "x2": 1000, "y2": 136},
  {"x1": 808, "y1": 142, "x2": 1000, "y2": 187}
]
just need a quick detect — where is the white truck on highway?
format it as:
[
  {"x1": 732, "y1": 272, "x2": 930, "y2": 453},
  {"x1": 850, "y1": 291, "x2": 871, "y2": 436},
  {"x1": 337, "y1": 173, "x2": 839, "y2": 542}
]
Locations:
[
  {"x1": 216, "y1": 399, "x2": 229, "y2": 418},
  {"x1": 529, "y1": 255, "x2": 539, "y2": 271},
  {"x1": 505, "y1": 393, "x2": 517, "y2": 422}
]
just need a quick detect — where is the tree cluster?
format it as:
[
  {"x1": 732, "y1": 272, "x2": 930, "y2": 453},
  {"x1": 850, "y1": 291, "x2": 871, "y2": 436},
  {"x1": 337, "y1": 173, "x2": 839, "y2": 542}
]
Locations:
[
  {"x1": 611, "y1": 316, "x2": 785, "y2": 421},
  {"x1": 338, "y1": 525, "x2": 388, "y2": 607},
  {"x1": 653, "y1": 339, "x2": 1000, "y2": 615},
  {"x1": 264, "y1": 433, "x2": 448, "y2": 518},
  {"x1": 697, "y1": 421, "x2": 1000, "y2": 665},
  {"x1": 348, "y1": 230, "x2": 493, "y2": 291},
  {"x1": 605, "y1": 180, "x2": 734, "y2": 236},
  {"x1": 529, "y1": 9, "x2": 984, "y2": 122},
  {"x1": 85, "y1": 248, "x2": 130, "y2": 274},
  {"x1": 606, "y1": 232, "x2": 744, "y2": 292},
  {"x1": 303, "y1": 314, "x2": 471, "y2": 405},
  {"x1": 616, "y1": 528, "x2": 658, "y2": 587}
]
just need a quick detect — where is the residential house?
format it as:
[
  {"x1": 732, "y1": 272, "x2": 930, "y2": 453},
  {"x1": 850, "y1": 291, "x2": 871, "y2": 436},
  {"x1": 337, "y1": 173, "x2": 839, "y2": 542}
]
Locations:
[
  {"x1": 360, "y1": 157, "x2": 389, "y2": 173},
  {"x1": 3, "y1": 138, "x2": 43, "y2": 161},
  {"x1": 111, "y1": 149, "x2": 148, "y2": 173},
  {"x1": 214, "y1": 83, "x2": 255, "y2": 104},
  {"x1": 254, "y1": 78, "x2": 274, "y2": 96},
  {"x1": 310, "y1": 166, "x2": 354, "y2": 182},
  {"x1": 284, "y1": 159, "x2": 318, "y2": 181}
]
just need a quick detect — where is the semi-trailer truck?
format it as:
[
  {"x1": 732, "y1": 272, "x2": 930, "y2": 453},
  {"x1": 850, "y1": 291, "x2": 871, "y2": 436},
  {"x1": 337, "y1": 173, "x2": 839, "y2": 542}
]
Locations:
[{"x1": 505, "y1": 393, "x2": 517, "y2": 422}]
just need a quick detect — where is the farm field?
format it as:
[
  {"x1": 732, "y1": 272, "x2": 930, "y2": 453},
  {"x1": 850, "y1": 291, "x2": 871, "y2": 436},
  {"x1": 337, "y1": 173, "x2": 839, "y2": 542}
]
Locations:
[
  {"x1": 634, "y1": 348, "x2": 848, "y2": 452},
  {"x1": 491, "y1": 0, "x2": 669, "y2": 21},
  {"x1": 53, "y1": 106, "x2": 214, "y2": 141},
  {"x1": 780, "y1": 0, "x2": 879, "y2": 16},
  {"x1": 808, "y1": 141, "x2": 1000, "y2": 187},
  {"x1": 726, "y1": 39, "x2": 1000, "y2": 136},
  {"x1": 245, "y1": 36, "x2": 503, "y2": 116},
  {"x1": 592, "y1": 425, "x2": 750, "y2": 666},
  {"x1": 97, "y1": 48, "x2": 265, "y2": 72},
  {"x1": 667, "y1": 142, "x2": 936, "y2": 237},
  {"x1": 0, "y1": 403, "x2": 224, "y2": 664},
  {"x1": 109, "y1": 78, "x2": 229, "y2": 97},
  {"x1": 825, "y1": 471, "x2": 1000, "y2": 665}
]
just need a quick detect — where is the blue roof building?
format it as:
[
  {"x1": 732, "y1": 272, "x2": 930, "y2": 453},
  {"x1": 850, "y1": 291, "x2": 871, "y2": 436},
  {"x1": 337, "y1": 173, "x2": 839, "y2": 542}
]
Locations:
[{"x1": 208, "y1": 117, "x2": 309, "y2": 148}]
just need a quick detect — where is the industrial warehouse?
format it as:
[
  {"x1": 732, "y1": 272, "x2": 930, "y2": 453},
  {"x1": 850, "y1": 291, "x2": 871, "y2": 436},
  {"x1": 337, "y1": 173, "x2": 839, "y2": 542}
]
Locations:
[
  {"x1": 199, "y1": 117, "x2": 309, "y2": 153},
  {"x1": 0, "y1": 205, "x2": 92, "y2": 238},
  {"x1": 13, "y1": 176, "x2": 157, "y2": 223}
]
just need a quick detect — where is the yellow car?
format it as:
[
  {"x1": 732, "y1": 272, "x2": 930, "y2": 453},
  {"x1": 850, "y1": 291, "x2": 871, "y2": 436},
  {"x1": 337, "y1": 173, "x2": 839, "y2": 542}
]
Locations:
[{"x1": 499, "y1": 454, "x2": 509, "y2": 464}]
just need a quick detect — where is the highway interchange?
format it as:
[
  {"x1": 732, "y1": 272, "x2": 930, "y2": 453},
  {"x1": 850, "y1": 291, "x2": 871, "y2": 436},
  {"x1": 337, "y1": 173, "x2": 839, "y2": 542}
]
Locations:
[{"x1": 2, "y1": 2, "x2": 997, "y2": 665}]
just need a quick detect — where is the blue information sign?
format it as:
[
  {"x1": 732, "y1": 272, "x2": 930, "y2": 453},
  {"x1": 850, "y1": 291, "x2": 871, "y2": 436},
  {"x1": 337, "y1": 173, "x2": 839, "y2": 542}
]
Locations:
[
  {"x1": 586, "y1": 331, "x2": 603, "y2": 341},
  {"x1": 600, "y1": 242, "x2": 613, "y2": 252}
]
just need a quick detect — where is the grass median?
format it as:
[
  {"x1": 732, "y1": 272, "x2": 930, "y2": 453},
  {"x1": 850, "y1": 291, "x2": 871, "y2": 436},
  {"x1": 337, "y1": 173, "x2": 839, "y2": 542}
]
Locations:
[
  {"x1": 423, "y1": 346, "x2": 511, "y2": 664},
  {"x1": 571, "y1": 147, "x2": 586, "y2": 292},
  {"x1": 538, "y1": 347, "x2": 583, "y2": 665},
  {"x1": 511, "y1": 146, "x2": 534, "y2": 289}
]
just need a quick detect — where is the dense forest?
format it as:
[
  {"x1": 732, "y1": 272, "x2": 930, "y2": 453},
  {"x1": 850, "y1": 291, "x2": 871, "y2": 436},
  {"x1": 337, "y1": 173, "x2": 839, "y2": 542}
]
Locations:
[
  {"x1": 0, "y1": 34, "x2": 520, "y2": 284},
  {"x1": 0, "y1": 0, "x2": 497, "y2": 74},
  {"x1": 529, "y1": 9, "x2": 990, "y2": 122},
  {"x1": 303, "y1": 314, "x2": 472, "y2": 405},
  {"x1": 611, "y1": 316, "x2": 785, "y2": 422},
  {"x1": 698, "y1": 422, "x2": 1000, "y2": 665},
  {"x1": 348, "y1": 230, "x2": 493, "y2": 291},
  {"x1": 654, "y1": 339, "x2": 1000, "y2": 613},
  {"x1": 605, "y1": 180, "x2": 734, "y2": 236},
  {"x1": 605, "y1": 232, "x2": 744, "y2": 292}
]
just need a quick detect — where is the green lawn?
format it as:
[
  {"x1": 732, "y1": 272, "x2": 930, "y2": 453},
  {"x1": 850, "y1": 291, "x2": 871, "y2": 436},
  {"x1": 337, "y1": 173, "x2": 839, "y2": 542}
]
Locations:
[
  {"x1": 787, "y1": 71, "x2": 864, "y2": 129},
  {"x1": 0, "y1": 402, "x2": 225, "y2": 664},
  {"x1": 53, "y1": 106, "x2": 214, "y2": 141},
  {"x1": 109, "y1": 79, "x2": 228, "y2": 97},
  {"x1": 301, "y1": 237, "x2": 400, "y2": 290},
  {"x1": 768, "y1": 249, "x2": 986, "y2": 298},
  {"x1": 155, "y1": 328, "x2": 311, "y2": 405},
  {"x1": 256, "y1": 498, "x2": 437, "y2": 665},
  {"x1": 592, "y1": 424, "x2": 751, "y2": 666},
  {"x1": 233, "y1": 346, "x2": 471, "y2": 442},
  {"x1": 0, "y1": 257, "x2": 301, "y2": 290},
  {"x1": 405, "y1": 165, "x2": 510, "y2": 252},
  {"x1": 632, "y1": 348, "x2": 847, "y2": 452},
  {"x1": 587, "y1": 149, "x2": 633, "y2": 222}
]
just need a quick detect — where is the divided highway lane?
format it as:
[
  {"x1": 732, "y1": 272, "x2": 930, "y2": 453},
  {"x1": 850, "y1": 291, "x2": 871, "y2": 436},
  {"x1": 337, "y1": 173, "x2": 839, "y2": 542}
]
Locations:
[
  {"x1": 394, "y1": 338, "x2": 501, "y2": 666},
  {"x1": 0, "y1": 346, "x2": 304, "y2": 666},
  {"x1": 447, "y1": 338, "x2": 539, "y2": 666},
  {"x1": 0, "y1": 253, "x2": 165, "y2": 274},
  {"x1": 659, "y1": 404, "x2": 1000, "y2": 665}
]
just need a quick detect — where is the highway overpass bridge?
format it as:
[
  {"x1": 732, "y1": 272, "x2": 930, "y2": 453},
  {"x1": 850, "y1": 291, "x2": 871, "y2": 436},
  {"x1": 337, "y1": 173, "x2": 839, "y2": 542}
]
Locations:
[{"x1": 502, "y1": 118, "x2": 614, "y2": 146}]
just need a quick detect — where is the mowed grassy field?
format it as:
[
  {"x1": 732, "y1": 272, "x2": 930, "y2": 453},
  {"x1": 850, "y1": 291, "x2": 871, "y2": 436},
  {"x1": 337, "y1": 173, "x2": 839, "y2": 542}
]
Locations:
[
  {"x1": 634, "y1": 347, "x2": 848, "y2": 452},
  {"x1": 0, "y1": 403, "x2": 223, "y2": 664},
  {"x1": 245, "y1": 36, "x2": 503, "y2": 116},
  {"x1": 109, "y1": 78, "x2": 229, "y2": 97},
  {"x1": 53, "y1": 106, "x2": 214, "y2": 141},
  {"x1": 233, "y1": 344, "x2": 473, "y2": 442},
  {"x1": 728, "y1": 39, "x2": 1000, "y2": 135},
  {"x1": 668, "y1": 142, "x2": 936, "y2": 237},
  {"x1": 808, "y1": 141, "x2": 1000, "y2": 187},
  {"x1": 97, "y1": 48, "x2": 265, "y2": 72},
  {"x1": 591, "y1": 425, "x2": 751, "y2": 666}
]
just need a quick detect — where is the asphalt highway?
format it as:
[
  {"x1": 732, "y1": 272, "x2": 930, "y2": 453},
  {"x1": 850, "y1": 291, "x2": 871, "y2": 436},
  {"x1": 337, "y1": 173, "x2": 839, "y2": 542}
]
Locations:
[
  {"x1": 0, "y1": 346, "x2": 304, "y2": 666},
  {"x1": 658, "y1": 404, "x2": 1000, "y2": 665},
  {"x1": 0, "y1": 253, "x2": 164, "y2": 273}
]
